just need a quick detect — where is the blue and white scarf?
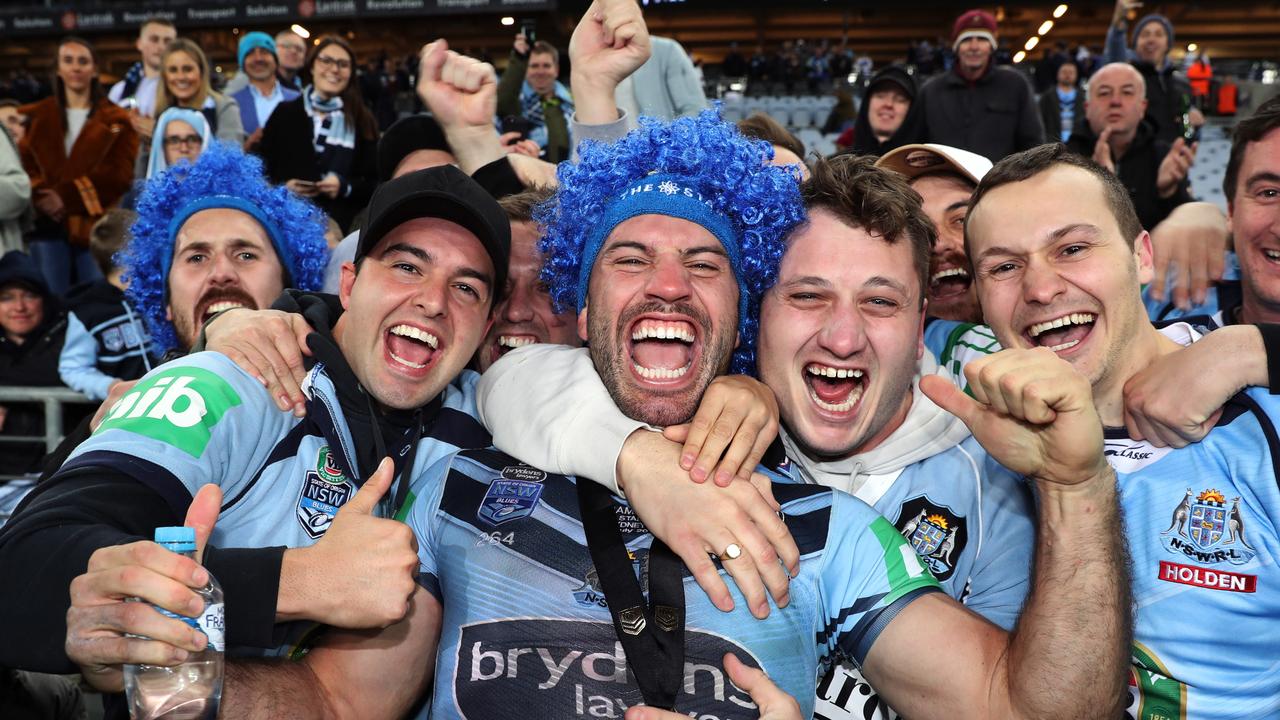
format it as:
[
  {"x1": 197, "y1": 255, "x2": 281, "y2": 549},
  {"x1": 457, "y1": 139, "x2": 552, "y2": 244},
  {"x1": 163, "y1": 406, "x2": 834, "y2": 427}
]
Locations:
[
  {"x1": 519, "y1": 79, "x2": 573, "y2": 152},
  {"x1": 302, "y1": 85, "x2": 356, "y2": 188}
]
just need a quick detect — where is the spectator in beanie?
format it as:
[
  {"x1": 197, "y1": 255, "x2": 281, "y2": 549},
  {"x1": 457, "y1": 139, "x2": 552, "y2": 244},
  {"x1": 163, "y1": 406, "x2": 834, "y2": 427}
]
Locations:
[{"x1": 918, "y1": 9, "x2": 1045, "y2": 161}]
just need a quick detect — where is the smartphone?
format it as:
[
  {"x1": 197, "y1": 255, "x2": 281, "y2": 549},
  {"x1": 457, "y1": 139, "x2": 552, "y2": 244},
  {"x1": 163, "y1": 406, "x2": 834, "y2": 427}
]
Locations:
[
  {"x1": 502, "y1": 115, "x2": 533, "y2": 140},
  {"x1": 520, "y1": 19, "x2": 537, "y2": 44}
]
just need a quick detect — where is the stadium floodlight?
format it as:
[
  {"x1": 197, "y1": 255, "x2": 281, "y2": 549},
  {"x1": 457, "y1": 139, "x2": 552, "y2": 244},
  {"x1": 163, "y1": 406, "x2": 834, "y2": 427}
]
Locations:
[
  {"x1": 1013, "y1": 51, "x2": 1026, "y2": 63},
  {"x1": 1054, "y1": 4, "x2": 1068, "y2": 18},
  {"x1": 501, "y1": 16, "x2": 515, "y2": 26},
  {"x1": 1024, "y1": 36, "x2": 1039, "y2": 51},
  {"x1": 1038, "y1": 20, "x2": 1054, "y2": 35},
  {"x1": 291, "y1": 24, "x2": 310, "y2": 39}
]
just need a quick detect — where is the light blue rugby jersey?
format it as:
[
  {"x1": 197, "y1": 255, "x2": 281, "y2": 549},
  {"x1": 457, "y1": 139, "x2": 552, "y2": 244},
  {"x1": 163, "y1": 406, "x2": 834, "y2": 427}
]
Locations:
[
  {"x1": 63, "y1": 351, "x2": 489, "y2": 658},
  {"x1": 782, "y1": 434, "x2": 1034, "y2": 719},
  {"x1": 1112, "y1": 388, "x2": 1280, "y2": 720},
  {"x1": 925, "y1": 318, "x2": 1280, "y2": 718},
  {"x1": 405, "y1": 447, "x2": 943, "y2": 720}
]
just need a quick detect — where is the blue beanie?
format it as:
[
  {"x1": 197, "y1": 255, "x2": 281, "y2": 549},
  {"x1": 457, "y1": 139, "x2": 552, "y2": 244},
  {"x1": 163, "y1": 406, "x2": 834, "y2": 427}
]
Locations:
[
  {"x1": 1131, "y1": 14, "x2": 1174, "y2": 49},
  {"x1": 238, "y1": 31, "x2": 277, "y2": 69},
  {"x1": 123, "y1": 142, "x2": 329, "y2": 353},
  {"x1": 537, "y1": 109, "x2": 806, "y2": 376}
]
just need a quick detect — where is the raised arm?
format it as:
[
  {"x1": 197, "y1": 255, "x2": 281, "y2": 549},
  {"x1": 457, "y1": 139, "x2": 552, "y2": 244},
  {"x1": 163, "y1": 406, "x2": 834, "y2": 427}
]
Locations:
[{"x1": 866, "y1": 348, "x2": 1129, "y2": 720}]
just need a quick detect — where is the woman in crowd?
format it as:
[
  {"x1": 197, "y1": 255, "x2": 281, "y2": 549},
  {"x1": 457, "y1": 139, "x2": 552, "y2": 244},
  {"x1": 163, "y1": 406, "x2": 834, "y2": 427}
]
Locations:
[
  {"x1": 18, "y1": 36, "x2": 138, "y2": 296},
  {"x1": 134, "y1": 38, "x2": 243, "y2": 177},
  {"x1": 121, "y1": 107, "x2": 211, "y2": 209},
  {"x1": 257, "y1": 34, "x2": 377, "y2": 232}
]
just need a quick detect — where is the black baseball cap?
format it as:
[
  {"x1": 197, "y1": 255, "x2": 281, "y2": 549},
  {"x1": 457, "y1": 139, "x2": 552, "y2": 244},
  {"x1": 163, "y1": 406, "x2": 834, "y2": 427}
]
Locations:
[
  {"x1": 357, "y1": 165, "x2": 510, "y2": 299},
  {"x1": 867, "y1": 64, "x2": 917, "y2": 101},
  {"x1": 376, "y1": 114, "x2": 451, "y2": 182}
]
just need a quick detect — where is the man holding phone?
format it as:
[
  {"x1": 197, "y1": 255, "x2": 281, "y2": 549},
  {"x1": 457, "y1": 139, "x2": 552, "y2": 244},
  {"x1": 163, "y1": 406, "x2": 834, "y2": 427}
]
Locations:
[{"x1": 497, "y1": 23, "x2": 574, "y2": 163}]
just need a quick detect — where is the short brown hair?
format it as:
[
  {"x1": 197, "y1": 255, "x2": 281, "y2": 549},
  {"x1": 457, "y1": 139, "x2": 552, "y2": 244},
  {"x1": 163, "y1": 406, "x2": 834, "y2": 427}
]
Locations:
[
  {"x1": 530, "y1": 41, "x2": 559, "y2": 65},
  {"x1": 90, "y1": 209, "x2": 137, "y2": 276},
  {"x1": 801, "y1": 154, "x2": 935, "y2": 305},
  {"x1": 1224, "y1": 95, "x2": 1280, "y2": 205},
  {"x1": 966, "y1": 143, "x2": 1143, "y2": 256},
  {"x1": 499, "y1": 186, "x2": 556, "y2": 224},
  {"x1": 737, "y1": 112, "x2": 805, "y2": 161},
  {"x1": 139, "y1": 16, "x2": 176, "y2": 34}
]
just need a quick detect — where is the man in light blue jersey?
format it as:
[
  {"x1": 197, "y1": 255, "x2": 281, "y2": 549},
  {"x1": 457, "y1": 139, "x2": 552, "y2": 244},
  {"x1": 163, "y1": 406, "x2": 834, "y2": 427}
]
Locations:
[
  {"x1": 210, "y1": 74, "x2": 1130, "y2": 720},
  {"x1": 486, "y1": 154, "x2": 1037, "y2": 720},
  {"x1": 964, "y1": 142, "x2": 1280, "y2": 719}
]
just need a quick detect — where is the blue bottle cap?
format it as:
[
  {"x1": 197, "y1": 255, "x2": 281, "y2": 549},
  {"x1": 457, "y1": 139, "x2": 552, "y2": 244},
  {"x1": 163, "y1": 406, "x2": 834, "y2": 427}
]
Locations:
[{"x1": 154, "y1": 526, "x2": 197, "y2": 552}]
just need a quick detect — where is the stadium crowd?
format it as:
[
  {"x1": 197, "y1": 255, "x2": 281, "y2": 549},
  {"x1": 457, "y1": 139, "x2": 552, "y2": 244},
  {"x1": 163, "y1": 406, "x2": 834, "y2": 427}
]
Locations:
[{"x1": 0, "y1": 0, "x2": 1277, "y2": 718}]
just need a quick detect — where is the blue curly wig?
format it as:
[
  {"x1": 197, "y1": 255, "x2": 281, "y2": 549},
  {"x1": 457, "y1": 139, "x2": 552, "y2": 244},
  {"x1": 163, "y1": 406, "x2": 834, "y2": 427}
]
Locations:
[
  {"x1": 536, "y1": 109, "x2": 805, "y2": 375},
  {"x1": 122, "y1": 141, "x2": 329, "y2": 353}
]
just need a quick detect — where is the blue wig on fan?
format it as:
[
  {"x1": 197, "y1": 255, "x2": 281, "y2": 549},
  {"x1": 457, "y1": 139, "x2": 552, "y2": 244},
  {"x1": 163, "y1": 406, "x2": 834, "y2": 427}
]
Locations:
[
  {"x1": 122, "y1": 141, "x2": 329, "y2": 354},
  {"x1": 535, "y1": 108, "x2": 805, "y2": 375}
]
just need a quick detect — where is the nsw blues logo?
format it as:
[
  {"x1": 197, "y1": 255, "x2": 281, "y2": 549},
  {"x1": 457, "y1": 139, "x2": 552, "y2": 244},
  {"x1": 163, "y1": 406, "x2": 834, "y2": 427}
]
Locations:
[
  {"x1": 1161, "y1": 488, "x2": 1255, "y2": 565},
  {"x1": 296, "y1": 471, "x2": 353, "y2": 539},
  {"x1": 478, "y1": 475, "x2": 544, "y2": 526},
  {"x1": 894, "y1": 496, "x2": 967, "y2": 582}
]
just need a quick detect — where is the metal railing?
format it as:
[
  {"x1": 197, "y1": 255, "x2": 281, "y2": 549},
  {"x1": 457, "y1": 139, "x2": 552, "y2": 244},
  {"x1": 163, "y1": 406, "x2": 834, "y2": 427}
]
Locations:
[{"x1": 0, "y1": 386, "x2": 94, "y2": 454}]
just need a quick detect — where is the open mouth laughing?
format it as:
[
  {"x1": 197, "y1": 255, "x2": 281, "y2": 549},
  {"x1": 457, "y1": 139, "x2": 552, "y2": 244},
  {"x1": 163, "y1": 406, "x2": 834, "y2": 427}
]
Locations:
[
  {"x1": 929, "y1": 266, "x2": 971, "y2": 300},
  {"x1": 488, "y1": 333, "x2": 539, "y2": 365},
  {"x1": 804, "y1": 362, "x2": 866, "y2": 415},
  {"x1": 628, "y1": 317, "x2": 699, "y2": 384},
  {"x1": 1025, "y1": 312, "x2": 1096, "y2": 353},
  {"x1": 386, "y1": 323, "x2": 439, "y2": 372}
]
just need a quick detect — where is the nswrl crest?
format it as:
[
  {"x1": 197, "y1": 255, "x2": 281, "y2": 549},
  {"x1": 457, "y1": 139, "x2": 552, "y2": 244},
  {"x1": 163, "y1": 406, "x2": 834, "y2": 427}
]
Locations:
[
  {"x1": 1161, "y1": 488, "x2": 1256, "y2": 565},
  {"x1": 477, "y1": 465, "x2": 546, "y2": 526},
  {"x1": 895, "y1": 496, "x2": 967, "y2": 582},
  {"x1": 295, "y1": 445, "x2": 354, "y2": 540}
]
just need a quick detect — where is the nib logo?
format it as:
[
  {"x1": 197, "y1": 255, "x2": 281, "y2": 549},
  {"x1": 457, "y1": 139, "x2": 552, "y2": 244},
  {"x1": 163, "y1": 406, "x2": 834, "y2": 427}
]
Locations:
[{"x1": 96, "y1": 367, "x2": 242, "y2": 458}]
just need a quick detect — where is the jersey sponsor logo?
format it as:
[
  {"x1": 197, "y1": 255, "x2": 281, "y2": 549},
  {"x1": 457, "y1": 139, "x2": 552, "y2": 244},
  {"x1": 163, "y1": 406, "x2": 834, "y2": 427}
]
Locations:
[
  {"x1": 1157, "y1": 560, "x2": 1256, "y2": 593},
  {"x1": 1160, "y1": 488, "x2": 1256, "y2": 566},
  {"x1": 455, "y1": 618, "x2": 760, "y2": 718},
  {"x1": 1103, "y1": 438, "x2": 1173, "y2": 473},
  {"x1": 893, "y1": 497, "x2": 967, "y2": 582},
  {"x1": 296, "y1": 471, "x2": 353, "y2": 539},
  {"x1": 315, "y1": 445, "x2": 347, "y2": 484},
  {"x1": 1125, "y1": 642, "x2": 1186, "y2": 720},
  {"x1": 96, "y1": 367, "x2": 242, "y2": 458},
  {"x1": 815, "y1": 663, "x2": 897, "y2": 720},
  {"x1": 478, "y1": 478, "x2": 545, "y2": 526},
  {"x1": 501, "y1": 464, "x2": 547, "y2": 483}
]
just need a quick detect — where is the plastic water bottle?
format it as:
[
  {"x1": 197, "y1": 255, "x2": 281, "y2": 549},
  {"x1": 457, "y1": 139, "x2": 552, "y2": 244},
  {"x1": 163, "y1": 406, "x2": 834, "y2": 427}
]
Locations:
[{"x1": 123, "y1": 527, "x2": 224, "y2": 720}]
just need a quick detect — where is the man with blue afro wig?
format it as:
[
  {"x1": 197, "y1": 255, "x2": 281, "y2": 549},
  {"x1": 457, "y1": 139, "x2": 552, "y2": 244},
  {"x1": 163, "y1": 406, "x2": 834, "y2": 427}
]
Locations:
[
  {"x1": 537, "y1": 108, "x2": 805, "y2": 420},
  {"x1": 122, "y1": 141, "x2": 328, "y2": 353}
]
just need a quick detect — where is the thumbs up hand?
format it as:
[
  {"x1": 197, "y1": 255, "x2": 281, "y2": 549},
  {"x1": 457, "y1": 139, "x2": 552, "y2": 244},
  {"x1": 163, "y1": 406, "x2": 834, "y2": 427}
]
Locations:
[{"x1": 279, "y1": 458, "x2": 421, "y2": 629}]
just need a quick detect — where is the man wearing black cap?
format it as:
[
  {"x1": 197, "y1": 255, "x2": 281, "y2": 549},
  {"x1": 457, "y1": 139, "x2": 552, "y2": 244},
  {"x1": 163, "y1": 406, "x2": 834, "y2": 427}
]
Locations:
[
  {"x1": 918, "y1": 9, "x2": 1045, "y2": 162},
  {"x1": 4, "y1": 166, "x2": 509, "y2": 716},
  {"x1": 850, "y1": 65, "x2": 925, "y2": 156}
]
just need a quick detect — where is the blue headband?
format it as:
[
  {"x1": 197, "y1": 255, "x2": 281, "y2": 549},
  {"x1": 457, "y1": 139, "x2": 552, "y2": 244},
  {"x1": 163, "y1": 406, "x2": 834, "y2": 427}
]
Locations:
[
  {"x1": 576, "y1": 173, "x2": 747, "y2": 321},
  {"x1": 163, "y1": 195, "x2": 294, "y2": 286}
]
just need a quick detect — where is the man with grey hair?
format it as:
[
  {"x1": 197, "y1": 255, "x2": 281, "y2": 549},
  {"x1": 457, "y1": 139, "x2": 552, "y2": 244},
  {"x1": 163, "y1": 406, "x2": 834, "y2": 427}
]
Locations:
[{"x1": 1066, "y1": 62, "x2": 1195, "y2": 230}]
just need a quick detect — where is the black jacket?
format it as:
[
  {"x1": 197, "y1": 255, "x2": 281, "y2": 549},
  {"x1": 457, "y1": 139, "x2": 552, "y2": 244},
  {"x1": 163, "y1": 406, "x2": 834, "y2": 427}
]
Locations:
[
  {"x1": 256, "y1": 97, "x2": 377, "y2": 233},
  {"x1": 0, "y1": 310, "x2": 71, "y2": 474},
  {"x1": 1132, "y1": 60, "x2": 1194, "y2": 146},
  {"x1": 919, "y1": 64, "x2": 1046, "y2": 162},
  {"x1": 1066, "y1": 119, "x2": 1192, "y2": 230},
  {"x1": 1038, "y1": 86, "x2": 1085, "y2": 143}
]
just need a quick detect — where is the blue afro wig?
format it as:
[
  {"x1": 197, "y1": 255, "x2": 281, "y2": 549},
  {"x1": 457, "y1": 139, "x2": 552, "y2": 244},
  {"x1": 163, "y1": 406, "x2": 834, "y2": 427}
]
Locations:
[
  {"x1": 122, "y1": 141, "x2": 329, "y2": 354},
  {"x1": 536, "y1": 109, "x2": 805, "y2": 375}
]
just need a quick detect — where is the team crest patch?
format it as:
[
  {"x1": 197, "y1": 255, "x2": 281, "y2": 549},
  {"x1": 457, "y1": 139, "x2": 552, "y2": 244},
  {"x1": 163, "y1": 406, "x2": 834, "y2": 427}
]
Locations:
[
  {"x1": 1161, "y1": 488, "x2": 1255, "y2": 566},
  {"x1": 477, "y1": 477, "x2": 544, "y2": 526},
  {"x1": 102, "y1": 326, "x2": 125, "y2": 352},
  {"x1": 894, "y1": 497, "x2": 967, "y2": 581},
  {"x1": 296, "y1": 471, "x2": 353, "y2": 539}
]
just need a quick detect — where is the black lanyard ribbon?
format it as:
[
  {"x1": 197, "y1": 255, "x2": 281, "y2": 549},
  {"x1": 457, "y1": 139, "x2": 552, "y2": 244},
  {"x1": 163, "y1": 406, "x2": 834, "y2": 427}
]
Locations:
[{"x1": 577, "y1": 480, "x2": 686, "y2": 710}]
